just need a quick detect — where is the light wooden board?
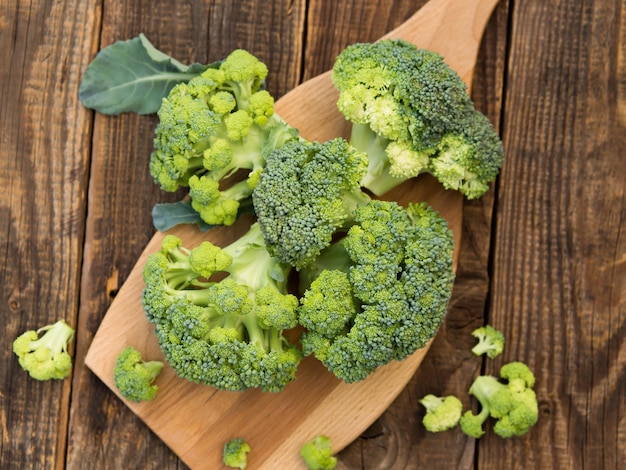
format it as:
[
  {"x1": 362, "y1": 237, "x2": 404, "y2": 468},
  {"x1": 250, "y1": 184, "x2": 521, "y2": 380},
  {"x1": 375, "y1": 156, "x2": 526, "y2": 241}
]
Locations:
[{"x1": 84, "y1": 0, "x2": 501, "y2": 468}]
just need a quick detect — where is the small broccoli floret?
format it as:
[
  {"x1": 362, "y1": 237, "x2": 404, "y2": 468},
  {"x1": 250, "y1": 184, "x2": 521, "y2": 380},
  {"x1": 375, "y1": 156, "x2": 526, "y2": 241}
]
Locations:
[
  {"x1": 460, "y1": 361, "x2": 539, "y2": 438},
  {"x1": 253, "y1": 137, "x2": 371, "y2": 270},
  {"x1": 142, "y1": 222, "x2": 301, "y2": 392},
  {"x1": 471, "y1": 324, "x2": 505, "y2": 359},
  {"x1": 300, "y1": 435, "x2": 337, "y2": 470},
  {"x1": 149, "y1": 49, "x2": 298, "y2": 226},
  {"x1": 223, "y1": 437, "x2": 250, "y2": 469},
  {"x1": 297, "y1": 200, "x2": 455, "y2": 383},
  {"x1": 12, "y1": 319, "x2": 75, "y2": 380},
  {"x1": 113, "y1": 346, "x2": 164, "y2": 402},
  {"x1": 332, "y1": 39, "x2": 503, "y2": 199},
  {"x1": 420, "y1": 394, "x2": 463, "y2": 432}
]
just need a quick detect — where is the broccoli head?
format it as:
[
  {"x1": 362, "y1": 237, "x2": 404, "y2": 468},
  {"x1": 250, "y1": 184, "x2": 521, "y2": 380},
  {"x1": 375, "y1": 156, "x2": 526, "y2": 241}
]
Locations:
[
  {"x1": 300, "y1": 435, "x2": 337, "y2": 470},
  {"x1": 471, "y1": 324, "x2": 505, "y2": 359},
  {"x1": 460, "y1": 361, "x2": 539, "y2": 438},
  {"x1": 223, "y1": 437, "x2": 250, "y2": 469},
  {"x1": 332, "y1": 39, "x2": 503, "y2": 199},
  {"x1": 297, "y1": 200, "x2": 455, "y2": 383},
  {"x1": 12, "y1": 319, "x2": 75, "y2": 380},
  {"x1": 420, "y1": 394, "x2": 463, "y2": 433},
  {"x1": 113, "y1": 346, "x2": 164, "y2": 402},
  {"x1": 141, "y1": 222, "x2": 302, "y2": 392},
  {"x1": 253, "y1": 137, "x2": 371, "y2": 270},
  {"x1": 149, "y1": 49, "x2": 298, "y2": 225}
]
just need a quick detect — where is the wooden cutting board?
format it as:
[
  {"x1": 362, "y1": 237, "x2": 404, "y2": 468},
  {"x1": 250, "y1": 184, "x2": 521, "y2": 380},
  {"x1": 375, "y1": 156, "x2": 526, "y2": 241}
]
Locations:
[{"x1": 84, "y1": 0, "x2": 501, "y2": 468}]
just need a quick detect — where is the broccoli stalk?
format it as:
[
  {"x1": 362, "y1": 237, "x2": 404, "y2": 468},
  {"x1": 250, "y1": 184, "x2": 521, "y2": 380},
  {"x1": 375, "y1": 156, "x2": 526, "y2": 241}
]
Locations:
[
  {"x1": 420, "y1": 394, "x2": 464, "y2": 433},
  {"x1": 300, "y1": 435, "x2": 337, "y2": 470},
  {"x1": 149, "y1": 49, "x2": 298, "y2": 226},
  {"x1": 332, "y1": 39, "x2": 503, "y2": 199},
  {"x1": 460, "y1": 361, "x2": 539, "y2": 438},
  {"x1": 141, "y1": 222, "x2": 302, "y2": 392},
  {"x1": 296, "y1": 200, "x2": 455, "y2": 383},
  {"x1": 471, "y1": 324, "x2": 505, "y2": 359},
  {"x1": 12, "y1": 319, "x2": 75, "y2": 380},
  {"x1": 223, "y1": 437, "x2": 251, "y2": 469},
  {"x1": 113, "y1": 346, "x2": 164, "y2": 402}
]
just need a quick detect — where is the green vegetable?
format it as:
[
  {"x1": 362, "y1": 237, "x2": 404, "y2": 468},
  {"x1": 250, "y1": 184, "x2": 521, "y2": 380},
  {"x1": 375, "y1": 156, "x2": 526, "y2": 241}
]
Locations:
[
  {"x1": 12, "y1": 319, "x2": 75, "y2": 381},
  {"x1": 223, "y1": 437, "x2": 250, "y2": 469},
  {"x1": 141, "y1": 223, "x2": 302, "y2": 392},
  {"x1": 113, "y1": 346, "x2": 164, "y2": 402},
  {"x1": 471, "y1": 324, "x2": 505, "y2": 359},
  {"x1": 149, "y1": 48, "x2": 298, "y2": 226},
  {"x1": 253, "y1": 137, "x2": 371, "y2": 270},
  {"x1": 460, "y1": 361, "x2": 539, "y2": 438},
  {"x1": 300, "y1": 435, "x2": 337, "y2": 470},
  {"x1": 297, "y1": 200, "x2": 455, "y2": 383},
  {"x1": 332, "y1": 39, "x2": 503, "y2": 199},
  {"x1": 419, "y1": 394, "x2": 463, "y2": 432},
  {"x1": 79, "y1": 34, "x2": 213, "y2": 115}
]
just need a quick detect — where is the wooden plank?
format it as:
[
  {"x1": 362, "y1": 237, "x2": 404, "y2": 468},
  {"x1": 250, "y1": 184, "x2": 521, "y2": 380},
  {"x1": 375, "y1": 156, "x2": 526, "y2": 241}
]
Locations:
[
  {"x1": 66, "y1": 1, "x2": 307, "y2": 469},
  {"x1": 484, "y1": 0, "x2": 626, "y2": 468},
  {"x1": 0, "y1": 0, "x2": 99, "y2": 468}
]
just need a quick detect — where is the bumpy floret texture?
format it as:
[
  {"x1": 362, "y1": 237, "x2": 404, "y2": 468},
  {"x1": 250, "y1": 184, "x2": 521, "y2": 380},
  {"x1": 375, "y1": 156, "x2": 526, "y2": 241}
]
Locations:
[
  {"x1": 253, "y1": 137, "x2": 371, "y2": 270},
  {"x1": 113, "y1": 346, "x2": 164, "y2": 402},
  {"x1": 300, "y1": 435, "x2": 337, "y2": 470},
  {"x1": 12, "y1": 319, "x2": 75, "y2": 380},
  {"x1": 223, "y1": 437, "x2": 250, "y2": 469},
  {"x1": 459, "y1": 361, "x2": 539, "y2": 438},
  {"x1": 332, "y1": 39, "x2": 503, "y2": 199},
  {"x1": 141, "y1": 223, "x2": 302, "y2": 392},
  {"x1": 149, "y1": 49, "x2": 298, "y2": 225},
  {"x1": 420, "y1": 394, "x2": 463, "y2": 432},
  {"x1": 297, "y1": 200, "x2": 455, "y2": 383},
  {"x1": 471, "y1": 324, "x2": 505, "y2": 359}
]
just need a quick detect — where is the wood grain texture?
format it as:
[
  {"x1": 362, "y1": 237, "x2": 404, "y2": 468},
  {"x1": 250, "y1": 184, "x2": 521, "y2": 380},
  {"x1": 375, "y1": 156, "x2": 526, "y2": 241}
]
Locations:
[
  {"x1": 485, "y1": 0, "x2": 626, "y2": 468},
  {"x1": 0, "y1": 0, "x2": 99, "y2": 468}
]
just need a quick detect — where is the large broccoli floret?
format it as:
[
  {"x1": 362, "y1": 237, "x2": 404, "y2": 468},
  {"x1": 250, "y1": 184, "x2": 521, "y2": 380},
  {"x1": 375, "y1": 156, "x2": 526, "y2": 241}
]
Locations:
[
  {"x1": 471, "y1": 324, "x2": 505, "y2": 359},
  {"x1": 223, "y1": 437, "x2": 251, "y2": 469},
  {"x1": 460, "y1": 361, "x2": 539, "y2": 438},
  {"x1": 297, "y1": 200, "x2": 455, "y2": 383},
  {"x1": 113, "y1": 346, "x2": 164, "y2": 402},
  {"x1": 300, "y1": 435, "x2": 337, "y2": 470},
  {"x1": 332, "y1": 39, "x2": 503, "y2": 199},
  {"x1": 149, "y1": 49, "x2": 298, "y2": 225},
  {"x1": 141, "y1": 223, "x2": 302, "y2": 392},
  {"x1": 12, "y1": 319, "x2": 75, "y2": 381},
  {"x1": 420, "y1": 394, "x2": 464, "y2": 433},
  {"x1": 253, "y1": 137, "x2": 372, "y2": 270}
]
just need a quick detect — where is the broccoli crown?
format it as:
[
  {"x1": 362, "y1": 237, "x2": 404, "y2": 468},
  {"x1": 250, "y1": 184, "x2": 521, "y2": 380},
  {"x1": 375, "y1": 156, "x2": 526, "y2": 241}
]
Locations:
[
  {"x1": 149, "y1": 49, "x2": 298, "y2": 225},
  {"x1": 12, "y1": 319, "x2": 75, "y2": 381},
  {"x1": 459, "y1": 361, "x2": 539, "y2": 438},
  {"x1": 113, "y1": 346, "x2": 164, "y2": 402},
  {"x1": 297, "y1": 200, "x2": 455, "y2": 383},
  {"x1": 223, "y1": 437, "x2": 251, "y2": 469},
  {"x1": 420, "y1": 394, "x2": 463, "y2": 433},
  {"x1": 253, "y1": 137, "x2": 371, "y2": 270},
  {"x1": 332, "y1": 39, "x2": 503, "y2": 198},
  {"x1": 141, "y1": 223, "x2": 302, "y2": 392},
  {"x1": 471, "y1": 324, "x2": 505, "y2": 359},
  {"x1": 300, "y1": 435, "x2": 337, "y2": 470}
]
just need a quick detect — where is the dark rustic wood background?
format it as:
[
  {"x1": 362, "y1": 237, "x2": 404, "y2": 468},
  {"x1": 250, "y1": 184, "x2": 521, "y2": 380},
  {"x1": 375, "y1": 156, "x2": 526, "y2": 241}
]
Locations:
[{"x1": 1, "y1": 0, "x2": 624, "y2": 468}]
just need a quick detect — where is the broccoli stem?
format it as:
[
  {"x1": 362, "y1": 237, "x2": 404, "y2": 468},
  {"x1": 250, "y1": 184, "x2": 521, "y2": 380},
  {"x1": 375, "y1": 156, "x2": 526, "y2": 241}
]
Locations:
[{"x1": 349, "y1": 122, "x2": 407, "y2": 196}]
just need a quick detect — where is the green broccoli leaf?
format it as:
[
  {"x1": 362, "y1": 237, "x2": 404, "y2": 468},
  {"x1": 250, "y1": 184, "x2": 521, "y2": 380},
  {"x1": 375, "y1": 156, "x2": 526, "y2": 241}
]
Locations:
[
  {"x1": 79, "y1": 34, "x2": 217, "y2": 115},
  {"x1": 151, "y1": 201, "x2": 213, "y2": 232}
]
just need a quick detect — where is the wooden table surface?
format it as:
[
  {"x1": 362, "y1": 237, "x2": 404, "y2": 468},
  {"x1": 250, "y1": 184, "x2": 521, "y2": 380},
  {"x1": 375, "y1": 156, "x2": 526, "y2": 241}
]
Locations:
[{"x1": 1, "y1": 0, "x2": 625, "y2": 468}]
